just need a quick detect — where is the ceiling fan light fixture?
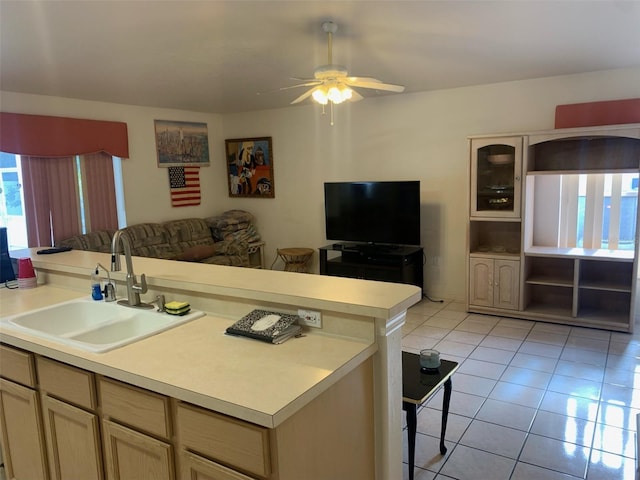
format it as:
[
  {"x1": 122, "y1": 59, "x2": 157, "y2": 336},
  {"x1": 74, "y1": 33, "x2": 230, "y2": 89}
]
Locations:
[{"x1": 312, "y1": 88, "x2": 329, "y2": 105}]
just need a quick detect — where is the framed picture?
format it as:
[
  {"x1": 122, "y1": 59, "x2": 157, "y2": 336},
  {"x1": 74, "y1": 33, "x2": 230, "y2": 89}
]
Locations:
[
  {"x1": 155, "y1": 120, "x2": 210, "y2": 167},
  {"x1": 225, "y1": 137, "x2": 274, "y2": 198}
]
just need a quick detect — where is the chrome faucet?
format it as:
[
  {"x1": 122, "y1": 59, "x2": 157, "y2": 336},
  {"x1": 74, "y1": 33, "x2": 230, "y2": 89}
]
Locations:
[{"x1": 110, "y1": 229, "x2": 153, "y2": 309}]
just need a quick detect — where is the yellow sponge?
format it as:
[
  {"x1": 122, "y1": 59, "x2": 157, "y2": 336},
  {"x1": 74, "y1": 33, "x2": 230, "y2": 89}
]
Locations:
[
  {"x1": 165, "y1": 301, "x2": 189, "y2": 310},
  {"x1": 164, "y1": 301, "x2": 191, "y2": 316}
]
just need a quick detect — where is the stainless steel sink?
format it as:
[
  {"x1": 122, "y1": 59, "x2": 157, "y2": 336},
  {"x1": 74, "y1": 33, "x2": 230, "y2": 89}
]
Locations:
[{"x1": 1, "y1": 297, "x2": 205, "y2": 353}]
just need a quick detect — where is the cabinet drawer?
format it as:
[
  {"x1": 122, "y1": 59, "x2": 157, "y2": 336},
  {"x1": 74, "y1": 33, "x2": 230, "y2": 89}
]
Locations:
[
  {"x1": 37, "y1": 356, "x2": 97, "y2": 410},
  {"x1": 177, "y1": 403, "x2": 270, "y2": 478},
  {"x1": 0, "y1": 344, "x2": 36, "y2": 387},
  {"x1": 98, "y1": 377, "x2": 171, "y2": 439}
]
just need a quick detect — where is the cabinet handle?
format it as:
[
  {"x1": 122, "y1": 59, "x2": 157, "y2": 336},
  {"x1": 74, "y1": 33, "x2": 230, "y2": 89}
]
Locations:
[{"x1": 515, "y1": 176, "x2": 521, "y2": 181}]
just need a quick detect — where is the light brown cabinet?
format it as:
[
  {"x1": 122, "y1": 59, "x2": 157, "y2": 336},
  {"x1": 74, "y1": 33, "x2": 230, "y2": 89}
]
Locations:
[
  {"x1": 37, "y1": 356, "x2": 103, "y2": 480},
  {"x1": 469, "y1": 256, "x2": 520, "y2": 310},
  {"x1": 0, "y1": 343, "x2": 375, "y2": 480},
  {"x1": 102, "y1": 419, "x2": 174, "y2": 480},
  {"x1": 179, "y1": 451, "x2": 256, "y2": 480},
  {"x1": 99, "y1": 377, "x2": 175, "y2": 480},
  {"x1": 0, "y1": 345, "x2": 49, "y2": 480}
]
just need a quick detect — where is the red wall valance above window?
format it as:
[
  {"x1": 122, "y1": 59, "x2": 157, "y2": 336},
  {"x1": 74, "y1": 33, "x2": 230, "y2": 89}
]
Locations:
[
  {"x1": 0, "y1": 112, "x2": 129, "y2": 158},
  {"x1": 555, "y1": 98, "x2": 640, "y2": 129}
]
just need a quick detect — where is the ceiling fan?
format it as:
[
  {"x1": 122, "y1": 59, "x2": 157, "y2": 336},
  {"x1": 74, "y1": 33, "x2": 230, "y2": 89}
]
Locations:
[{"x1": 281, "y1": 21, "x2": 405, "y2": 124}]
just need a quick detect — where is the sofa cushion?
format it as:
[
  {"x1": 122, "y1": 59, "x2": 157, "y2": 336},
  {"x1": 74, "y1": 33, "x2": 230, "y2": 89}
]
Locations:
[
  {"x1": 163, "y1": 218, "x2": 213, "y2": 244},
  {"x1": 206, "y1": 210, "x2": 256, "y2": 241},
  {"x1": 122, "y1": 223, "x2": 167, "y2": 246},
  {"x1": 175, "y1": 244, "x2": 218, "y2": 262}
]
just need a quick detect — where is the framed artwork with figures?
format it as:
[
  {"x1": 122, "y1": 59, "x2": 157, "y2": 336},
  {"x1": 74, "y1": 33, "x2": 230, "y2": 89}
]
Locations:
[{"x1": 225, "y1": 137, "x2": 274, "y2": 198}]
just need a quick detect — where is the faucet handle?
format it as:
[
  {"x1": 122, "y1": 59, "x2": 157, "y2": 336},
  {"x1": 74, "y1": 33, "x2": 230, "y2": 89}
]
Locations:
[
  {"x1": 153, "y1": 295, "x2": 166, "y2": 312},
  {"x1": 132, "y1": 273, "x2": 148, "y2": 295}
]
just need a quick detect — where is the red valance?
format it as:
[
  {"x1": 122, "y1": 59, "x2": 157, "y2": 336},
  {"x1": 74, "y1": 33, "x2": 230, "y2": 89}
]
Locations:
[
  {"x1": 0, "y1": 112, "x2": 129, "y2": 158},
  {"x1": 555, "y1": 98, "x2": 640, "y2": 129}
]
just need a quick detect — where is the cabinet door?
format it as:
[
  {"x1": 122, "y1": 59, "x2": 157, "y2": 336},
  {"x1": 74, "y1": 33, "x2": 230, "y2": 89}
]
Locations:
[
  {"x1": 494, "y1": 259, "x2": 520, "y2": 310},
  {"x1": 102, "y1": 419, "x2": 174, "y2": 480},
  {"x1": 180, "y1": 451, "x2": 256, "y2": 480},
  {"x1": 469, "y1": 257, "x2": 493, "y2": 307},
  {"x1": 470, "y1": 136, "x2": 523, "y2": 218},
  {"x1": 0, "y1": 378, "x2": 49, "y2": 480},
  {"x1": 41, "y1": 395, "x2": 103, "y2": 480}
]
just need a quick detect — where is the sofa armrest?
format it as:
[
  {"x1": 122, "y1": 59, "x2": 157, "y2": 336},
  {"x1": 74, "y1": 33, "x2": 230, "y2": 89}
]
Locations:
[{"x1": 213, "y1": 239, "x2": 248, "y2": 256}]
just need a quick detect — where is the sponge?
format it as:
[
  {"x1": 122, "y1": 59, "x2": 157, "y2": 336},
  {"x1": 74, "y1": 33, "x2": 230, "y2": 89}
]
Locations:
[{"x1": 164, "y1": 301, "x2": 191, "y2": 316}]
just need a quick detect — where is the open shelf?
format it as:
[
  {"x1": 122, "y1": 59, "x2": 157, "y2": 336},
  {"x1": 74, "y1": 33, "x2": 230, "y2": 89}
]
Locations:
[
  {"x1": 579, "y1": 259, "x2": 633, "y2": 292},
  {"x1": 528, "y1": 136, "x2": 640, "y2": 172},
  {"x1": 523, "y1": 283, "x2": 574, "y2": 317},
  {"x1": 469, "y1": 220, "x2": 521, "y2": 255}
]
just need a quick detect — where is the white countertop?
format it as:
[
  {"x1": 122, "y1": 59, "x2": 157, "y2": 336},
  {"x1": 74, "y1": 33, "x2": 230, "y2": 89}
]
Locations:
[{"x1": 1, "y1": 249, "x2": 421, "y2": 428}]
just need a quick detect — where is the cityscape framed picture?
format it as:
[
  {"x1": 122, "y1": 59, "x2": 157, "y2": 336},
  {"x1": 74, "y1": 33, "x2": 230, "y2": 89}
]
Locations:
[
  {"x1": 155, "y1": 120, "x2": 210, "y2": 167},
  {"x1": 225, "y1": 137, "x2": 274, "y2": 198}
]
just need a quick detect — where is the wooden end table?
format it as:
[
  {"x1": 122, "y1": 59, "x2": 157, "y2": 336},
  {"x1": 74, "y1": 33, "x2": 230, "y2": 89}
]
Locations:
[
  {"x1": 277, "y1": 247, "x2": 314, "y2": 273},
  {"x1": 402, "y1": 351, "x2": 459, "y2": 480}
]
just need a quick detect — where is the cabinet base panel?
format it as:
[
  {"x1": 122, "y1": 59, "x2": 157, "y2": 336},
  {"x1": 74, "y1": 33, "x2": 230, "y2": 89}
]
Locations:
[{"x1": 467, "y1": 305, "x2": 633, "y2": 333}]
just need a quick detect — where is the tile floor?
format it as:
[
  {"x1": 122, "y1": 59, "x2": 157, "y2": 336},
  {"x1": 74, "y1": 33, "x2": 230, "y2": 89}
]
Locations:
[{"x1": 401, "y1": 299, "x2": 639, "y2": 480}]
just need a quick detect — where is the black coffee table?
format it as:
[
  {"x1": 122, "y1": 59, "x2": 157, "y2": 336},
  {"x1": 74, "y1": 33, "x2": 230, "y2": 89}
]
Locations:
[{"x1": 402, "y1": 351, "x2": 459, "y2": 480}]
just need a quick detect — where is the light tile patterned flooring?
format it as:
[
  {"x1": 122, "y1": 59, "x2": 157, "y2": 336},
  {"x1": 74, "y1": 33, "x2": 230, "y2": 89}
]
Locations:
[{"x1": 402, "y1": 299, "x2": 639, "y2": 480}]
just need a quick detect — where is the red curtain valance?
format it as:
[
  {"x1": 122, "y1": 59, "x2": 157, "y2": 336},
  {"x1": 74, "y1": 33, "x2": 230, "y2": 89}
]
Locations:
[
  {"x1": 555, "y1": 98, "x2": 640, "y2": 129},
  {"x1": 0, "y1": 112, "x2": 129, "y2": 158}
]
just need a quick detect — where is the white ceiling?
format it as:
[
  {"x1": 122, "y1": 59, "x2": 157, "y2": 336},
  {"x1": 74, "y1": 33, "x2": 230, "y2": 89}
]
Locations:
[{"x1": 1, "y1": 1, "x2": 639, "y2": 114}]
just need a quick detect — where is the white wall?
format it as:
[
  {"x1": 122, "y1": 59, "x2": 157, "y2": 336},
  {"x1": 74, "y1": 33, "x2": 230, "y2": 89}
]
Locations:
[{"x1": 2, "y1": 66, "x2": 639, "y2": 300}]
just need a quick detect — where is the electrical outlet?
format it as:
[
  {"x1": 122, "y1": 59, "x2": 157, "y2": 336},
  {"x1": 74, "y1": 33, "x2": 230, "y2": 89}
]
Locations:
[{"x1": 297, "y1": 309, "x2": 322, "y2": 328}]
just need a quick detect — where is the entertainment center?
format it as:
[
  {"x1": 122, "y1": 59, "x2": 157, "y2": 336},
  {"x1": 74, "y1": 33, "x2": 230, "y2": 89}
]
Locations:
[
  {"x1": 319, "y1": 180, "x2": 424, "y2": 292},
  {"x1": 467, "y1": 123, "x2": 640, "y2": 332},
  {"x1": 319, "y1": 243, "x2": 424, "y2": 292}
]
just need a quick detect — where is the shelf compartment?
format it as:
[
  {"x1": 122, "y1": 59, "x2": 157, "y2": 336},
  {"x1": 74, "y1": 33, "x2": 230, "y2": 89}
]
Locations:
[
  {"x1": 577, "y1": 289, "x2": 631, "y2": 323},
  {"x1": 525, "y1": 256, "x2": 575, "y2": 286},
  {"x1": 528, "y1": 137, "x2": 640, "y2": 172},
  {"x1": 469, "y1": 220, "x2": 521, "y2": 255},
  {"x1": 578, "y1": 259, "x2": 633, "y2": 292},
  {"x1": 523, "y1": 284, "x2": 574, "y2": 317}
]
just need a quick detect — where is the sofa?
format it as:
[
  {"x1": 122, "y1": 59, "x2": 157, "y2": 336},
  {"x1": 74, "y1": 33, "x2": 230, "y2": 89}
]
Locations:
[{"x1": 57, "y1": 210, "x2": 261, "y2": 267}]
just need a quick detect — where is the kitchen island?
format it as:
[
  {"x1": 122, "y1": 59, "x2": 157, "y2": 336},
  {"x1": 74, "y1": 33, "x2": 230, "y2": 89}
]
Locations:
[{"x1": 0, "y1": 248, "x2": 421, "y2": 480}]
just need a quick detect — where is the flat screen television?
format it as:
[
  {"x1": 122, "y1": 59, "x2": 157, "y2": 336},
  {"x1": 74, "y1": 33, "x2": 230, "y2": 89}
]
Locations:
[{"x1": 324, "y1": 181, "x2": 421, "y2": 246}]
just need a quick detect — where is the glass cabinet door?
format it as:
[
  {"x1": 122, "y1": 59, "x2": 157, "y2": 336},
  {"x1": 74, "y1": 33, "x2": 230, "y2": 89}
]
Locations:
[{"x1": 470, "y1": 136, "x2": 523, "y2": 218}]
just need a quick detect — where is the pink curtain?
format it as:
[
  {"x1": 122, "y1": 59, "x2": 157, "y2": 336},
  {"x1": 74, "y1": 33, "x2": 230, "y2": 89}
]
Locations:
[
  {"x1": 21, "y1": 156, "x2": 81, "y2": 247},
  {"x1": 82, "y1": 152, "x2": 118, "y2": 231}
]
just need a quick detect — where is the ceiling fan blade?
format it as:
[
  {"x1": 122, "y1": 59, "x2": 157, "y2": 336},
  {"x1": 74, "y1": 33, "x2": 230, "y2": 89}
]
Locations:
[
  {"x1": 349, "y1": 89, "x2": 364, "y2": 102},
  {"x1": 345, "y1": 77, "x2": 405, "y2": 93},
  {"x1": 290, "y1": 87, "x2": 318, "y2": 104},
  {"x1": 278, "y1": 81, "x2": 322, "y2": 92}
]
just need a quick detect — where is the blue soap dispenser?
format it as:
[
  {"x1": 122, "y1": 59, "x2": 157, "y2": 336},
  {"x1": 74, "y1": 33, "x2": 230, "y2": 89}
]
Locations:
[{"x1": 91, "y1": 267, "x2": 103, "y2": 300}]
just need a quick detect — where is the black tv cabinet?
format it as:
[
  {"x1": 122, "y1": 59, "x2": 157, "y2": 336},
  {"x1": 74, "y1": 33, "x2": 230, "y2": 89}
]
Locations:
[{"x1": 319, "y1": 244, "x2": 424, "y2": 293}]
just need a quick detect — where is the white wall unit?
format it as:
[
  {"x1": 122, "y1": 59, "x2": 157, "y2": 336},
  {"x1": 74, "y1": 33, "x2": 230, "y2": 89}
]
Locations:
[{"x1": 469, "y1": 124, "x2": 640, "y2": 332}]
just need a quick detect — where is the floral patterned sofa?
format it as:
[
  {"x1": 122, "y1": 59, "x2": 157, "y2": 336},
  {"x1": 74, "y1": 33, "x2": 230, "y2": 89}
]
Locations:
[{"x1": 57, "y1": 210, "x2": 260, "y2": 267}]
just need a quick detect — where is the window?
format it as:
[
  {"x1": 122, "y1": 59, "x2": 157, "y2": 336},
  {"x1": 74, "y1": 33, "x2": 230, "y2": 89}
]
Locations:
[
  {"x1": 0, "y1": 152, "x2": 125, "y2": 248},
  {"x1": 0, "y1": 152, "x2": 27, "y2": 248},
  {"x1": 546, "y1": 173, "x2": 638, "y2": 252}
]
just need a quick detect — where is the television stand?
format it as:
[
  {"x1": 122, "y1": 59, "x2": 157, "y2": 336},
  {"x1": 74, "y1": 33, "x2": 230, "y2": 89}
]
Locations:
[{"x1": 319, "y1": 244, "x2": 424, "y2": 293}]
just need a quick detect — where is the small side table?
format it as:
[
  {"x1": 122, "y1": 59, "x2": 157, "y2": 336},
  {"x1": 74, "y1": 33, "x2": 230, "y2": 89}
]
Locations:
[
  {"x1": 248, "y1": 241, "x2": 265, "y2": 269},
  {"x1": 402, "y1": 351, "x2": 459, "y2": 480},
  {"x1": 276, "y1": 248, "x2": 314, "y2": 273}
]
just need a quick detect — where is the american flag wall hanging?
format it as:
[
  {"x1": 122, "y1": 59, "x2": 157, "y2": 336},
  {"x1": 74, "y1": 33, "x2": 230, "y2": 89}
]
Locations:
[{"x1": 168, "y1": 166, "x2": 201, "y2": 207}]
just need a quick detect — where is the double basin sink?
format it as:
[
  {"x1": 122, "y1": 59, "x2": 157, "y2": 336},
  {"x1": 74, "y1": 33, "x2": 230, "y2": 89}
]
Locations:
[{"x1": 1, "y1": 297, "x2": 205, "y2": 353}]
